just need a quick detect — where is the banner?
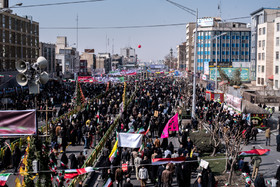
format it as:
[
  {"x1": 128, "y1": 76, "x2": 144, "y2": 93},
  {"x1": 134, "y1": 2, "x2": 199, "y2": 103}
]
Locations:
[
  {"x1": 0, "y1": 110, "x2": 36, "y2": 135},
  {"x1": 200, "y1": 159, "x2": 209, "y2": 169},
  {"x1": 78, "y1": 76, "x2": 97, "y2": 83},
  {"x1": 152, "y1": 157, "x2": 185, "y2": 165},
  {"x1": 64, "y1": 167, "x2": 97, "y2": 179},
  {"x1": 118, "y1": 133, "x2": 142, "y2": 148}
]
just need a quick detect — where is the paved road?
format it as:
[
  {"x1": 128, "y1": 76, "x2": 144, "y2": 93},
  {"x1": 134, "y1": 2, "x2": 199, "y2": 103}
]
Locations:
[{"x1": 242, "y1": 129, "x2": 280, "y2": 180}]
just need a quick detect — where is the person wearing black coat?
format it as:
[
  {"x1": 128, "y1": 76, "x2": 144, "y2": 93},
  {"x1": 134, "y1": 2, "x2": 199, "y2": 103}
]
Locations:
[
  {"x1": 254, "y1": 173, "x2": 266, "y2": 187},
  {"x1": 157, "y1": 165, "x2": 165, "y2": 187},
  {"x1": 12, "y1": 146, "x2": 21, "y2": 173},
  {"x1": 102, "y1": 158, "x2": 111, "y2": 180},
  {"x1": 60, "y1": 152, "x2": 68, "y2": 169},
  {"x1": 176, "y1": 163, "x2": 184, "y2": 187},
  {"x1": 3, "y1": 147, "x2": 11, "y2": 169},
  {"x1": 69, "y1": 153, "x2": 78, "y2": 169}
]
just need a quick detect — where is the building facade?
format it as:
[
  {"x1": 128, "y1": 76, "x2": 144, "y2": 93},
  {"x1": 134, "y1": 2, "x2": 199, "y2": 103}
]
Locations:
[
  {"x1": 79, "y1": 60, "x2": 88, "y2": 76},
  {"x1": 80, "y1": 49, "x2": 96, "y2": 74},
  {"x1": 273, "y1": 17, "x2": 280, "y2": 89},
  {"x1": 194, "y1": 19, "x2": 251, "y2": 73},
  {"x1": 96, "y1": 53, "x2": 111, "y2": 74},
  {"x1": 55, "y1": 36, "x2": 79, "y2": 77},
  {"x1": 39, "y1": 42, "x2": 56, "y2": 78},
  {"x1": 256, "y1": 22, "x2": 274, "y2": 87},
  {"x1": 177, "y1": 42, "x2": 186, "y2": 71},
  {"x1": 186, "y1": 22, "x2": 195, "y2": 72},
  {"x1": 251, "y1": 8, "x2": 280, "y2": 81},
  {"x1": 121, "y1": 47, "x2": 137, "y2": 65}
]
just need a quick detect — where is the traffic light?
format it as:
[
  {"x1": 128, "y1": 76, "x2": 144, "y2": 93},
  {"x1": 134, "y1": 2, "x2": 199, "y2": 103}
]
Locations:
[{"x1": 16, "y1": 56, "x2": 49, "y2": 94}]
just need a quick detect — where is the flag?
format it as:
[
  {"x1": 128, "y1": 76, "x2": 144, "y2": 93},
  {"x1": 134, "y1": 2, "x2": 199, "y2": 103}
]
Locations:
[
  {"x1": 144, "y1": 124, "x2": 150, "y2": 135},
  {"x1": 239, "y1": 149, "x2": 270, "y2": 157},
  {"x1": 0, "y1": 173, "x2": 10, "y2": 186},
  {"x1": 0, "y1": 75, "x2": 4, "y2": 78},
  {"x1": 103, "y1": 178, "x2": 113, "y2": 187},
  {"x1": 137, "y1": 127, "x2": 145, "y2": 134},
  {"x1": 160, "y1": 113, "x2": 179, "y2": 139},
  {"x1": 138, "y1": 143, "x2": 144, "y2": 158},
  {"x1": 127, "y1": 127, "x2": 134, "y2": 133},
  {"x1": 8, "y1": 75, "x2": 13, "y2": 77},
  {"x1": 152, "y1": 157, "x2": 186, "y2": 165},
  {"x1": 109, "y1": 140, "x2": 118, "y2": 162},
  {"x1": 61, "y1": 161, "x2": 68, "y2": 168},
  {"x1": 64, "y1": 167, "x2": 97, "y2": 179},
  {"x1": 118, "y1": 133, "x2": 143, "y2": 148}
]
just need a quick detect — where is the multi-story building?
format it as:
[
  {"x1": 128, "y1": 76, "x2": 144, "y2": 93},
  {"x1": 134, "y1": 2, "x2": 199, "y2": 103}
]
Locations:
[
  {"x1": 79, "y1": 60, "x2": 88, "y2": 76},
  {"x1": 39, "y1": 42, "x2": 56, "y2": 78},
  {"x1": 121, "y1": 47, "x2": 137, "y2": 65},
  {"x1": 177, "y1": 42, "x2": 186, "y2": 71},
  {"x1": 273, "y1": 17, "x2": 280, "y2": 89},
  {"x1": 96, "y1": 53, "x2": 111, "y2": 74},
  {"x1": 55, "y1": 36, "x2": 79, "y2": 77},
  {"x1": 0, "y1": 11, "x2": 39, "y2": 78},
  {"x1": 193, "y1": 18, "x2": 251, "y2": 73},
  {"x1": 251, "y1": 8, "x2": 280, "y2": 81},
  {"x1": 186, "y1": 22, "x2": 195, "y2": 72},
  {"x1": 256, "y1": 22, "x2": 274, "y2": 86},
  {"x1": 80, "y1": 49, "x2": 96, "y2": 74}
]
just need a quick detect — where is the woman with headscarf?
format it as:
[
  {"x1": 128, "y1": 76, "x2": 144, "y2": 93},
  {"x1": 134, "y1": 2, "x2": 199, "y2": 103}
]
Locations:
[
  {"x1": 69, "y1": 153, "x2": 78, "y2": 169},
  {"x1": 60, "y1": 151, "x2": 68, "y2": 169}
]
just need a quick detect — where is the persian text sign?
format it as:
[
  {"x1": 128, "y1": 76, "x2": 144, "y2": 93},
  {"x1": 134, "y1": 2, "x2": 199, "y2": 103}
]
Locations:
[{"x1": 0, "y1": 110, "x2": 36, "y2": 135}]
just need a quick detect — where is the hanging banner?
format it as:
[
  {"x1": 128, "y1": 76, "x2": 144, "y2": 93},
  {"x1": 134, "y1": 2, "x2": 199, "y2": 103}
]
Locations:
[
  {"x1": 118, "y1": 133, "x2": 142, "y2": 148},
  {"x1": 0, "y1": 110, "x2": 37, "y2": 135},
  {"x1": 78, "y1": 76, "x2": 97, "y2": 83}
]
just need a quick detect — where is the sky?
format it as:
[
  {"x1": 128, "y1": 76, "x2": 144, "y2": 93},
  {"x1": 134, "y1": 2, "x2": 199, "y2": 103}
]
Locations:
[{"x1": 9, "y1": 0, "x2": 280, "y2": 62}]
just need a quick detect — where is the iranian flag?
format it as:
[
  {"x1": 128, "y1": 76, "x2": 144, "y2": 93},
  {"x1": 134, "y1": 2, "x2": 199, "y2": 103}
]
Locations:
[
  {"x1": 127, "y1": 127, "x2": 134, "y2": 133},
  {"x1": 152, "y1": 157, "x2": 186, "y2": 165},
  {"x1": 0, "y1": 173, "x2": 10, "y2": 186},
  {"x1": 64, "y1": 167, "x2": 97, "y2": 179},
  {"x1": 144, "y1": 124, "x2": 150, "y2": 135},
  {"x1": 239, "y1": 149, "x2": 270, "y2": 157},
  {"x1": 138, "y1": 143, "x2": 144, "y2": 157},
  {"x1": 137, "y1": 127, "x2": 145, "y2": 134},
  {"x1": 0, "y1": 75, "x2": 4, "y2": 78},
  {"x1": 103, "y1": 177, "x2": 113, "y2": 187}
]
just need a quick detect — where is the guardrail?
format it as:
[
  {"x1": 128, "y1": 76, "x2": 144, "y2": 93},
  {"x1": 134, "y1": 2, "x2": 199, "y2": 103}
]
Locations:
[{"x1": 69, "y1": 88, "x2": 137, "y2": 187}]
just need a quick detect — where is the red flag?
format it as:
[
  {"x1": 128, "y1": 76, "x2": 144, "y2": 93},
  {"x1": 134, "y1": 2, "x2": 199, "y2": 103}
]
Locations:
[
  {"x1": 152, "y1": 157, "x2": 185, "y2": 165},
  {"x1": 239, "y1": 149, "x2": 270, "y2": 157}
]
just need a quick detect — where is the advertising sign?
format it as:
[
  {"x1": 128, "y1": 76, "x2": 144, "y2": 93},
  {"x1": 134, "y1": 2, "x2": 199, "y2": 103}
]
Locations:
[
  {"x1": 0, "y1": 110, "x2": 37, "y2": 135},
  {"x1": 78, "y1": 76, "x2": 97, "y2": 83},
  {"x1": 198, "y1": 18, "x2": 214, "y2": 27},
  {"x1": 209, "y1": 67, "x2": 249, "y2": 82},
  {"x1": 204, "y1": 61, "x2": 209, "y2": 75}
]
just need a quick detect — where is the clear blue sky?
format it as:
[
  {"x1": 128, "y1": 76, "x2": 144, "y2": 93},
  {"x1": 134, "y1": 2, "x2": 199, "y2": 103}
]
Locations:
[{"x1": 10, "y1": 0, "x2": 279, "y2": 62}]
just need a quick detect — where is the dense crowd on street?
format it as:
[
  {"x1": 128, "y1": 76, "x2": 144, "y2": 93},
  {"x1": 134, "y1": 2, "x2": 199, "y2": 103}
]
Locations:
[{"x1": 2, "y1": 75, "x2": 280, "y2": 187}]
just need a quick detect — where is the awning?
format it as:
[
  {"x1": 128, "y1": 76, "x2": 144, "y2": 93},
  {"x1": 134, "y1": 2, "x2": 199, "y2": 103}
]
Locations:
[{"x1": 268, "y1": 75, "x2": 274, "y2": 80}]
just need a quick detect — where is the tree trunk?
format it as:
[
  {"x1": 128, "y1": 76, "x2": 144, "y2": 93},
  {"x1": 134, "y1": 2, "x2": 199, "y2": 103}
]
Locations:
[
  {"x1": 210, "y1": 146, "x2": 217, "y2": 157},
  {"x1": 228, "y1": 162, "x2": 235, "y2": 185}
]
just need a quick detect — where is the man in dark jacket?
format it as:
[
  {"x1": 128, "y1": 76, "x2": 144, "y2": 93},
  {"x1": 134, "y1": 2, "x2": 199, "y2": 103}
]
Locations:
[
  {"x1": 123, "y1": 178, "x2": 133, "y2": 187},
  {"x1": 254, "y1": 173, "x2": 266, "y2": 187}
]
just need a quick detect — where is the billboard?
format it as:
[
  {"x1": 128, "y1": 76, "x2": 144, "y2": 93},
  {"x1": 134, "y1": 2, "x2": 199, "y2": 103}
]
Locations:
[
  {"x1": 198, "y1": 18, "x2": 214, "y2": 27},
  {"x1": 0, "y1": 110, "x2": 37, "y2": 135},
  {"x1": 209, "y1": 67, "x2": 250, "y2": 82}
]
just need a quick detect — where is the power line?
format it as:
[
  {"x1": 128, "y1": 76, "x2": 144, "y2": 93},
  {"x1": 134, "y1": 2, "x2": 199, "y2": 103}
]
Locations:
[
  {"x1": 40, "y1": 23, "x2": 187, "y2": 30},
  {"x1": 11, "y1": 0, "x2": 105, "y2": 8}
]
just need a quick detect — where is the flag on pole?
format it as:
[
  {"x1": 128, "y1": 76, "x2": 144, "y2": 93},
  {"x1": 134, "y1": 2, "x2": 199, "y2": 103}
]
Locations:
[
  {"x1": 0, "y1": 173, "x2": 11, "y2": 186},
  {"x1": 138, "y1": 143, "x2": 144, "y2": 158},
  {"x1": 239, "y1": 149, "x2": 270, "y2": 157},
  {"x1": 152, "y1": 157, "x2": 186, "y2": 165},
  {"x1": 103, "y1": 177, "x2": 113, "y2": 187},
  {"x1": 144, "y1": 124, "x2": 150, "y2": 135},
  {"x1": 0, "y1": 75, "x2": 4, "y2": 78},
  {"x1": 137, "y1": 127, "x2": 145, "y2": 134},
  {"x1": 64, "y1": 167, "x2": 97, "y2": 179},
  {"x1": 109, "y1": 140, "x2": 118, "y2": 162},
  {"x1": 160, "y1": 113, "x2": 179, "y2": 138}
]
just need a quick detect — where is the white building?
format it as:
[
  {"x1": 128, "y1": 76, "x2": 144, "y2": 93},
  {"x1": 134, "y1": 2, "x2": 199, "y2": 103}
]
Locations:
[
  {"x1": 273, "y1": 17, "x2": 280, "y2": 89},
  {"x1": 55, "y1": 36, "x2": 79, "y2": 76}
]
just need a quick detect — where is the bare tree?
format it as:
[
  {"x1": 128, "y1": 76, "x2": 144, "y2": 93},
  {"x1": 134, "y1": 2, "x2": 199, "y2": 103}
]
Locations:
[{"x1": 222, "y1": 124, "x2": 244, "y2": 185}]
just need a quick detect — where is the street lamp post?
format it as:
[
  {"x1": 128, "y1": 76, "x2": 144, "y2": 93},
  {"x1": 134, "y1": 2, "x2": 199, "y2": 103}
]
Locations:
[{"x1": 212, "y1": 32, "x2": 227, "y2": 91}]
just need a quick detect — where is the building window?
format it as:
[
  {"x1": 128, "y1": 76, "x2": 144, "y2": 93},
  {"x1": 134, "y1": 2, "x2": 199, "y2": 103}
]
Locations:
[
  {"x1": 261, "y1": 78, "x2": 264, "y2": 85},
  {"x1": 262, "y1": 66, "x2": 264, "y2": 73},
  {"x1": 263, "y1": 27, "x2": 266, "y2": 35},
  {"x1": 276, "y1": 51, "x2": 279, "y2": 60},
  {"x1": 277, "y1": 37, "x2": 280, "y2": 46},
  {"x1": 262, "y1": 40, "x2": 265, "y2": 48},
  {"x1": 258, "y1": 77, "x2": 260, "y2": 84},
  {"x1": 258, "y1": 65, "x2": 260, "y2": 72},
  {"x1": 258, "y1": 53, "x2": 261, "y2": 60},
  {"x1": 262, "y1": 53, "x2": 265, "y2": 60},
  {"x1": 276, "y1": 80, "x2": 279, "y2": 89},
  {"x1": 259, "y1": 41, "x2": 261, "y2": 48},
  {"x1": 259, "y1": 28, "x2": 261, "y2": 35},
  {"x1": 276, "y1": 66, "x2": 279, "y2": 74},
  {"x1": 277, "y1": 23, "x2": 280, "y2": 32}
]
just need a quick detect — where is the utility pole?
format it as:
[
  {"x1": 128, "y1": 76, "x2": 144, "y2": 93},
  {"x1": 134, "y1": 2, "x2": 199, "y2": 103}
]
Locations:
[{"x1": 170, "y1": 48, "x2": 173, "y2": 70}]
